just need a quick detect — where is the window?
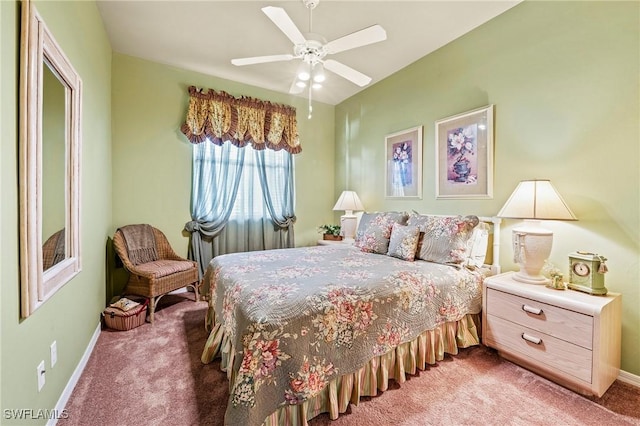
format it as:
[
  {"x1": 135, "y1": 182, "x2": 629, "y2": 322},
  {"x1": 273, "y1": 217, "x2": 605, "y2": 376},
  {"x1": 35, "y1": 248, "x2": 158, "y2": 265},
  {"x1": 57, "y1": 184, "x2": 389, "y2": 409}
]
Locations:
[{"x1": 192, "y1": 141, "x2": 294, "y2": 222}]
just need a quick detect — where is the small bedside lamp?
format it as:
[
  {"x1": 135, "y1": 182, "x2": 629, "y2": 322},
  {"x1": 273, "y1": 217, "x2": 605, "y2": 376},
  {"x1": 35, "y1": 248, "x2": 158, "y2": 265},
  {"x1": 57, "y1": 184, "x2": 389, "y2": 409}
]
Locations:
[
  {"x1": 497, "y1": 180, "x2": 577, "y2": 284},
  {"x1": 333, "y1": 190, "x2": 364, "y2": 241}
]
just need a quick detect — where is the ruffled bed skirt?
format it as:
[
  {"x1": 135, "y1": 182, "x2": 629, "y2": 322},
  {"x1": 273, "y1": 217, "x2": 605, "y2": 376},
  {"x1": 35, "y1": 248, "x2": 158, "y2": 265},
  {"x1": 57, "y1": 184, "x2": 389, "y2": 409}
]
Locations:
[{"x1": 202, "y1": 311, "x2": 481, "y2": 426}]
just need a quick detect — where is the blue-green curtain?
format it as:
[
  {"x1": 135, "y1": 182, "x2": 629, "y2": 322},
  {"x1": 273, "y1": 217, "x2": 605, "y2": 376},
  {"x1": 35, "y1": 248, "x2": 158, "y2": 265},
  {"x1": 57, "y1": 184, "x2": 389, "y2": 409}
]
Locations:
[{"x1": 184, "y1": 141, "x2": 296, "y2": 277}]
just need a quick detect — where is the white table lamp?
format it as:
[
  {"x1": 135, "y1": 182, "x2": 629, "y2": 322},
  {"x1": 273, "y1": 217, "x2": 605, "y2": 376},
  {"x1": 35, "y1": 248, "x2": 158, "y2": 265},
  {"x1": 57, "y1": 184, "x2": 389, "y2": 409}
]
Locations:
[
  {"x1": 333, "y1": 190, "x2": 364, "y2": 241},
  {"x1": 497, "y1": 180, "x2": 577, "y2": 284}
]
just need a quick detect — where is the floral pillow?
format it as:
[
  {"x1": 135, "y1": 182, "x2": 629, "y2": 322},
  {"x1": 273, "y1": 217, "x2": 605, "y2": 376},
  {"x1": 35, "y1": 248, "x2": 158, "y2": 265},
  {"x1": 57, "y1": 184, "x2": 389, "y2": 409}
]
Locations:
[
  {"x1": 386, "y1": 224, "x2": 420, "y2": 261},
  {"x1": 355, "y1": 212, "x2": 408, "y2": 254},
  {"x1": 407, "y1": 214, "x2": 479, "y2": 264}
]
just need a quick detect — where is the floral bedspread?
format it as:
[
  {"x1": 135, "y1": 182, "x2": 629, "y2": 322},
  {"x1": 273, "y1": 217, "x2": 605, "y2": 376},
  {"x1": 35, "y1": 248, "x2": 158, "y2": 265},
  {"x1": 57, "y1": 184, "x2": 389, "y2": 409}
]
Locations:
[{"x1": 201, "y1": 245, "x2": 485, "y2": 426}]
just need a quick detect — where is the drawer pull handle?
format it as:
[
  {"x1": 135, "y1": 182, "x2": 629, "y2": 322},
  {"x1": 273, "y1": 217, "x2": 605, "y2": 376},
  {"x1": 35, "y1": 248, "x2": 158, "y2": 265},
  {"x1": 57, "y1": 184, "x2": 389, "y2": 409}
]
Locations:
[
  {"x1": 521, "y1": 333, "x2": 542, "y2": 345},
  {"x1": 522, "y1": 304, "x2": 543, "y2": 315}
]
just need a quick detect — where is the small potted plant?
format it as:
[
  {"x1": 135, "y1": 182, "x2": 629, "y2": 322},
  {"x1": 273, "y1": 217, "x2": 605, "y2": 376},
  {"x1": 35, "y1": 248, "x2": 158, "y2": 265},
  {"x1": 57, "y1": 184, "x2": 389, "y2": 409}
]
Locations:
[{"x1": 318, "y1": 224, "x2": 342, "y2": 241}]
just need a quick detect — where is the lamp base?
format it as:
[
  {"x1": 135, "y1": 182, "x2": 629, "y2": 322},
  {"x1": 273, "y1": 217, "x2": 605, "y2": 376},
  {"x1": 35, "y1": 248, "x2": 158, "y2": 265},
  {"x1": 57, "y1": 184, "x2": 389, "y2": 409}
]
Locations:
[
  {"x1": 340, "y1": 215, "x2": 358, "y2": 240},
  {"x1": 512, "y1": 271, "x2": 551, "y2": 285},
  {"x1": 512, "y1": 221, "x2": 553, "y2": 285}
]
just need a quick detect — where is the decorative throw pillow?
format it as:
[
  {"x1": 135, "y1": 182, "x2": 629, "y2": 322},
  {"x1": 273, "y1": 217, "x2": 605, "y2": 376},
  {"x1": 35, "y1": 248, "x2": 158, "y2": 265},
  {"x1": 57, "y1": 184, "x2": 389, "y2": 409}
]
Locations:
[
  {"x1": 407, "y1": 214, "x2": 479, "y2": 264},
  {"x1": 355, "y1": 212, "x2": 408, "y2": 254},
  {"x1": 387, "y1": 224, "x2": 420, "y2": 261}
]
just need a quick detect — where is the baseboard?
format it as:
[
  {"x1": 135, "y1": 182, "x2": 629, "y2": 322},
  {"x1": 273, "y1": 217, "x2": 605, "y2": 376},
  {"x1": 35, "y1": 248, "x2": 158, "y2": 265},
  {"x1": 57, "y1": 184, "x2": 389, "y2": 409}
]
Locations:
[
  {"x1": 47, "y1": 322, "x2": 101, "y2": 426},
  {"x1": 618, "y1": 369, "x2": 640, "y2": 388}
]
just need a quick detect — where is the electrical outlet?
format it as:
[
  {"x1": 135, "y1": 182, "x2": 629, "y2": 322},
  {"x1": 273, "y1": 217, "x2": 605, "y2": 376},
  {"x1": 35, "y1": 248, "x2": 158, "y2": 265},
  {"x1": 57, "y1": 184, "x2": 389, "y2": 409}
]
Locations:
[
  {"x1": 37, "y1": 360, "x2": 46, "y2": 392},
  {"x1": 50, "y1": 341, "x2": 57, "y2": 367}
]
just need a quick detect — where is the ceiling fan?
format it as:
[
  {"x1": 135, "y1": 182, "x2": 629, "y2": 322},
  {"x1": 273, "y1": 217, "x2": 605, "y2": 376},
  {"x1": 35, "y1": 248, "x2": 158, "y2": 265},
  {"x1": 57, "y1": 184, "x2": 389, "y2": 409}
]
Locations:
[{"x1": 231, "y1": 0, "x2": 387, "y2": 97}]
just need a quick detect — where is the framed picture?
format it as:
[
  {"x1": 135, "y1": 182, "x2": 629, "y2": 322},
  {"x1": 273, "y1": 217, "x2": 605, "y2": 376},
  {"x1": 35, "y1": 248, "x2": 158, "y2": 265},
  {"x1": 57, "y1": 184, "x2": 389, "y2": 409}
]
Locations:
[
  {"x1": 435, "y1": 105, "x2": 494, "y2": 199},
  {"x1": 385, "y1": 126, "x2": 423, "y2": 199}
]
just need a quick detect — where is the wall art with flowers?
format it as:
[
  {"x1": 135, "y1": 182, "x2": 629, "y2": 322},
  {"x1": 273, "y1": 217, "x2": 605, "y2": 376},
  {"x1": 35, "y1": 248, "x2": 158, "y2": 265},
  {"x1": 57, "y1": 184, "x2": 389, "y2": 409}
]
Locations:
[
  {"x1": 435, "y1": 105, "x2": 494, "y2": 199},
  {"x1": 384, "y1": 126, "x2": 423, "y2": 199}
]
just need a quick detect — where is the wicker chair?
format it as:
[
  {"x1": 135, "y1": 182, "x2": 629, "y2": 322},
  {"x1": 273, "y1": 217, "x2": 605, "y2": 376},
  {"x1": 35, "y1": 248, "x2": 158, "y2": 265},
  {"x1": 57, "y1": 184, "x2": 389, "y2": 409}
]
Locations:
[
  {"x1": 43, "y1": 229, "x2": 65, "y2": 270},
  {"x1": 112, "y1": 225, "x2": 199, "y2": 324}
]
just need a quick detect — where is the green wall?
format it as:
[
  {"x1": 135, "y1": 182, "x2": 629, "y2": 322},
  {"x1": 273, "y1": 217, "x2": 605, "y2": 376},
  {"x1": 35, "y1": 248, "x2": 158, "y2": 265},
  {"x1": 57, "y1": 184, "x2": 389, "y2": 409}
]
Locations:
[
  {"x1": 335, "y1": 1, "x2": 639, "y2": 375},
  {"x1": 111, "y1": 54, "x2": 336, "y2": 257},
  {"x1": 1, "y1": 1, "x2": 112, "y2": 423},
  {"x1": 2, "y1": 1, "x2": 638, "y2": 420}
]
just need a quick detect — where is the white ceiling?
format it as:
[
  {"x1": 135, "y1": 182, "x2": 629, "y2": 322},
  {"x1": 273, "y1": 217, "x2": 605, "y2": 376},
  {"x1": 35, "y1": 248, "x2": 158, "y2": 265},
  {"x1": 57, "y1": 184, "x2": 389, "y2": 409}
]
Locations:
[{"x1": 97, "y1": 0, "x2": 521, "y2": 105}]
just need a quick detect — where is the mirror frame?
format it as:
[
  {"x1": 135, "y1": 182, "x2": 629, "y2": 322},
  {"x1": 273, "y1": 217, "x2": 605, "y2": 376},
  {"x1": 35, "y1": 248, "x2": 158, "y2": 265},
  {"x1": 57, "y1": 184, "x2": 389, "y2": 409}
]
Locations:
[{"x1": 19, "y1": 0, "x2": 82, "y2": 317}]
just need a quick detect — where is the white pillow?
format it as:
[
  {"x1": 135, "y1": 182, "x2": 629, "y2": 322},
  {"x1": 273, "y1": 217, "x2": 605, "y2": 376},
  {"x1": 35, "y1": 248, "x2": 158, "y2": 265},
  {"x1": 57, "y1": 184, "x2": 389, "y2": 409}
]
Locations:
[{"x1": 465, "y1": 222, "x2": 489, "y2": 268}]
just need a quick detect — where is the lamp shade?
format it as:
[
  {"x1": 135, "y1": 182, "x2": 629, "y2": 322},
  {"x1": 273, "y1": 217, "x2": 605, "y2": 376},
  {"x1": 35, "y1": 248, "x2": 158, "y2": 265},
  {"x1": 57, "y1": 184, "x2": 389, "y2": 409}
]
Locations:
[
  {"x1": 497, "y1": 180, "x2": 577, "y2": 220},
  {"x1": 333, "y1": 191, "x2": 364, "y2": 213}
]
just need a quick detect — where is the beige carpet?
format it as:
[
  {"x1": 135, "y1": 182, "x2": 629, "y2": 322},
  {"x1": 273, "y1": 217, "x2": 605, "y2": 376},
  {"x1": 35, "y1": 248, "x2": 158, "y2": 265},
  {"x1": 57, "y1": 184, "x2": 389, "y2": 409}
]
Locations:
[{"x1": 58, "y1": 293, "x2": 640, "y2": 426}]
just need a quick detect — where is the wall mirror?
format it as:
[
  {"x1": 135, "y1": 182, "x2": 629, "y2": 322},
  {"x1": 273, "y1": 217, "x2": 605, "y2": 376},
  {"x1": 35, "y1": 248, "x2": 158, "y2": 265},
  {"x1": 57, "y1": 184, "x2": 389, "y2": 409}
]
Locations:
[{"x1": 20, "y1": 0, "x2": 82, "y2": 317}]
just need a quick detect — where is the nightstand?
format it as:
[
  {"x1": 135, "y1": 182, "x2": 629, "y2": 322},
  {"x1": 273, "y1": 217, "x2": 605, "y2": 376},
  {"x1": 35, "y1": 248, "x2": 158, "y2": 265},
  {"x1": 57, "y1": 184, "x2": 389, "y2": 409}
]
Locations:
[
  {"x1": 482, "y1": 272, "x2": 621, "y2": 397},
  {"x1": 316, "y1": 239, "x2": 354, "y2": 247}
]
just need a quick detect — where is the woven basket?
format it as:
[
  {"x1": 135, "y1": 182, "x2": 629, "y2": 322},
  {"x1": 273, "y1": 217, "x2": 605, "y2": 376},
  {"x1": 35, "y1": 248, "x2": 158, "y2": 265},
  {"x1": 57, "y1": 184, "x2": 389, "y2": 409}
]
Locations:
[{"x1": 103, "y1": 298, "x2": 148, "y2": 331}]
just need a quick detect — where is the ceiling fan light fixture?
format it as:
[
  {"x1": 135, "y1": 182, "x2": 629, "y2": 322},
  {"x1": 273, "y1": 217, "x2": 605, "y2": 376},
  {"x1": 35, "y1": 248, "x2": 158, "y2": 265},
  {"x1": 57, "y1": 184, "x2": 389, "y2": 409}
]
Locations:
[
  {"x1": 296, "y1": 81, "x2": 307, "y2": 88},
  {"x1": 298, "y1": 70, "x2": 310, "y2": 81},
  {"x1": 296, "y1": 60, "x2": 312, "y2": 81},
  {"x1": 312, "y1": 82, "x2": 322, "y2": 89},
  {"x1": 312, "y1": 63, "x2": 326, "y2": 83}
]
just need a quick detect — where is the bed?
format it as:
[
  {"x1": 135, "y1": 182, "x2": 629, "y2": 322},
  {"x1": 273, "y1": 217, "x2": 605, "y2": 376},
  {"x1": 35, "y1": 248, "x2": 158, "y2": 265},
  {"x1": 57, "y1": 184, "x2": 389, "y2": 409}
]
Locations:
[{"x1": 200, "y1": 213, "x2": 501, "y2": 425}]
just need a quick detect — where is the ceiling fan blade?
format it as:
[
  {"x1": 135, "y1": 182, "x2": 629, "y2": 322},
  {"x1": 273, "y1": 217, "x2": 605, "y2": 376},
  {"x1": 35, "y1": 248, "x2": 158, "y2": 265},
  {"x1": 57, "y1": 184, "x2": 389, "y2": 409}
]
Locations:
[
  {"x1": 325, "y1": 25, "x2": 387, "y2": 55},
  {"x1": 262, "y1": 6, "x2": 306, "y2": 46},
  {"x1": 231, "y1": 54, "x2": 294, "y2": 66},
  {"x1": 324, "y1": 59, "x2": 372, "y2": 87}
]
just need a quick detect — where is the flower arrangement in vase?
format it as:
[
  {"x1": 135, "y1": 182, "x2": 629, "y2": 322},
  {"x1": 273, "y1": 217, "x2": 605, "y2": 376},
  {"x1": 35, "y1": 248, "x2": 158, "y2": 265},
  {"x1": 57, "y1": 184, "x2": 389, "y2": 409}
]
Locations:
[{"x1": 447, "y1": 126, "x2": 476, "y2": 183}]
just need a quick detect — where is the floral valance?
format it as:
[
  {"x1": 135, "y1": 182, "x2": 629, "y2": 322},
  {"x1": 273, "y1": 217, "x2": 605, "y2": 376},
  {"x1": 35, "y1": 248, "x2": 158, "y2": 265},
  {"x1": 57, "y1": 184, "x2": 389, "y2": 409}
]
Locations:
[{"x1": 180, "y1": 86, "x2": 301, "y2": 154}]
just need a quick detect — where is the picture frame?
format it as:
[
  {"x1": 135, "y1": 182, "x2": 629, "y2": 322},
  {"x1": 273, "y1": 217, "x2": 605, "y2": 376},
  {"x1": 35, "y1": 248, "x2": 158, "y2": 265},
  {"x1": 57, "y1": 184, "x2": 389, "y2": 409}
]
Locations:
[
  {"x1": 384, "y1": 126, "x2": 423, "y2": 199},
  {"x1": 435, "y1": 105, "x2": 494, "y2": 199}
]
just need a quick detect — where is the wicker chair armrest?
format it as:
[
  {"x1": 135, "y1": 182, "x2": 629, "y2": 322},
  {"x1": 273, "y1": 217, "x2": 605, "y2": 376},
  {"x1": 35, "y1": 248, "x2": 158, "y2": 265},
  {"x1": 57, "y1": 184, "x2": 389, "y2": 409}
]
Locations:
[
  {"x1": 164, "y1": 255, "x2": 197, "y2": 270},
  {"x1": 164, "y1": 253, "x2": 190, "y2": 262},
  {"x1": 152, "y1": 228, "x2": 191, "y2": 260}
]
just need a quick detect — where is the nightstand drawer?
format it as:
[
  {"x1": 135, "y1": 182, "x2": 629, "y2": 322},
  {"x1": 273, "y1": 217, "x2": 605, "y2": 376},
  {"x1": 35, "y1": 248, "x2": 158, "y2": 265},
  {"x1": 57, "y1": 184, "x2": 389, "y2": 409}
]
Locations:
[
  {"x1": 486, "y1": 288, "x2": 593, "y2": 349},
  {"x1": 485, "y1": 314, "x2": 592, "y2": 383}
]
